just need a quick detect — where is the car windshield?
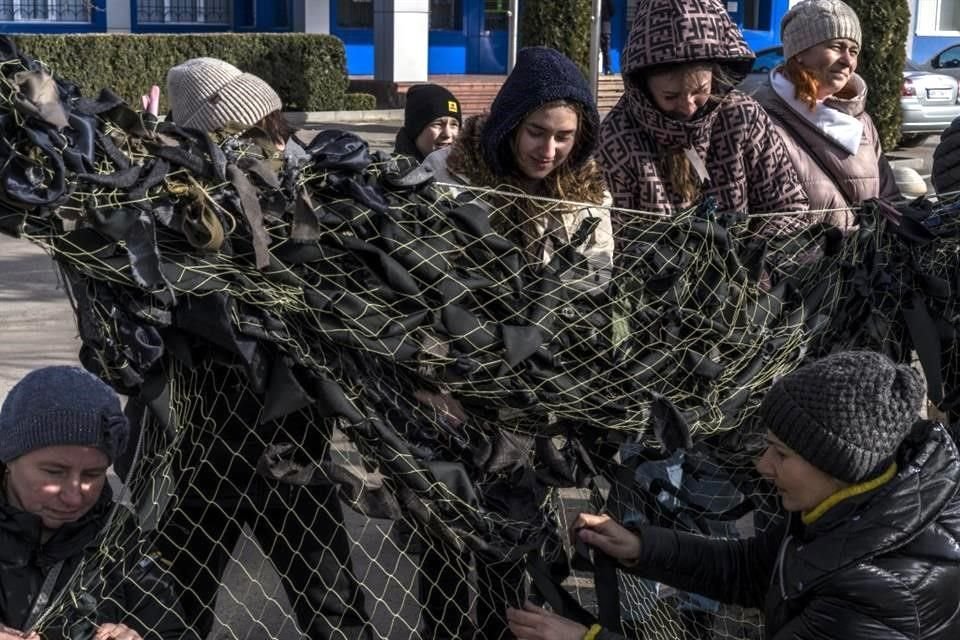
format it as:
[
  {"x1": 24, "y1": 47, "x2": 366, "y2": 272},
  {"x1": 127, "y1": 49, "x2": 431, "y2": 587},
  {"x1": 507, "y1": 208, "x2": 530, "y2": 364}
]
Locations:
[{"x1": 904, "y1": 59, "x2": 923, "y2": 72}]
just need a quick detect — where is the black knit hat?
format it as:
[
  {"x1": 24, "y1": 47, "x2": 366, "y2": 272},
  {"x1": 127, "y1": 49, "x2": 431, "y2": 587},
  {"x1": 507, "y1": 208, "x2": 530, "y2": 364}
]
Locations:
[
  {"x1": 0, "y1": 366, "x2": 129, "y2": 463},
  {"x1": 759, "y1": 351, "x2": 924, "y2": 483},
  {"x1": 403, "y1": 84, "x2": 462, "y2": 139},
  {"x1": 482, "y1": 46, "x2": 599, "y2": 177}
]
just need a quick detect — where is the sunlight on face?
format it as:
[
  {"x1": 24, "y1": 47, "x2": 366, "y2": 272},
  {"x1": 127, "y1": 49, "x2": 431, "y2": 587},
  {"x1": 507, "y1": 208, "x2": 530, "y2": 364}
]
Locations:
[
  {"x1": 512, "y1": 104, "x2": 579, "y2": 182},
  {"x1": 5, "y1": 445, "x2": 109, "y2": 529},
  {"x1": 414, "y1": 116, "x2": 460, "y2": 158},
  {"x1": 646, "y1": 68, "x2": 713, "y2": 121},
  {"x1": 795, "y1": 38, "x2": 859, "y2": 100},
  {"x1": 755, "y1": 432, "x2": 846, "y2": 513}
]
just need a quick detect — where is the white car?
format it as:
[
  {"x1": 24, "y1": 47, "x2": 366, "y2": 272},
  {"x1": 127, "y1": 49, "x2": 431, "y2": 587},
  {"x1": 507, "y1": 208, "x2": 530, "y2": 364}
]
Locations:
[
  {"x1": 739, "y1": 46, "x2": 960, "y2": 147},
  {"x1": 918, "y1": 42, "x2": 960, "y2": 82},
  {"x1": 900, "y1": 59, "x2": 960, "y2": 146}
]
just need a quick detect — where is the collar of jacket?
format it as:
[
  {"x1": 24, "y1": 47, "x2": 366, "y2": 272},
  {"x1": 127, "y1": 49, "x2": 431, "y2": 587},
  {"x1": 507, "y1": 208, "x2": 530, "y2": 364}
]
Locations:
[
  {"x1": 823, "y1": 73, "x2": 868, "y2": 119},
  {"x1": 0, "y1": 483, "x2": 114, "y2": 569},
  {"x1": 622, "y1": 82, "x2": 722, "y2": 151},
  {"x1": 801, "y1": 461, "x2": 897, "y2": 526},
  {"x1": 769, "y1": 69, "x2": 866, "y2": 155},
  {"x1": 777, "y1": 422, "x2": 960, "y2": 599}
]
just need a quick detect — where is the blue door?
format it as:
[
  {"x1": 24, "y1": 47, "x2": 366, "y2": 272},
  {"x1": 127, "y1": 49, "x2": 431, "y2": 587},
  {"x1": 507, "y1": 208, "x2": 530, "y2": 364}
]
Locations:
[
  {"x1": 234, "y1": 0, "x2": 293, "y2": 31},
  {"x1": 466, "y1": 0, "x2": 508, "y2": 74},
  {"x1": 333, "y1": 0, "x2": 509, "y2": 76},
  {"x1": 430, "y1": 0, "x2": 507, "y2": 74}
]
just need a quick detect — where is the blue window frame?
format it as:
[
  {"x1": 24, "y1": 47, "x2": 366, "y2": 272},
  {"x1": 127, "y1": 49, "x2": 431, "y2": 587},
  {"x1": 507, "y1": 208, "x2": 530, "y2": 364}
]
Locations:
[
  {"x1": 134, "y1": 0, "x2": 230, "y2": 31},
  {"x1": 0, "y1": 0, "x2": 106, "y2": 32},
  {"x1": 132, "y1": 0, "x2": 291, "y2": 32}
]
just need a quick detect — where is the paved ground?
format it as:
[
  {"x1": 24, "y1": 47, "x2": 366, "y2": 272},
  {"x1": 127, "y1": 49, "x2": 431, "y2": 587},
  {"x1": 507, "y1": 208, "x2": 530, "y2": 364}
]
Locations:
[
  {"x1": 306, "y1": 121, "x2": 401, "y2": 154},
  {"x1": 0, "y1": 122, "x2": 942, "y2": 639}
]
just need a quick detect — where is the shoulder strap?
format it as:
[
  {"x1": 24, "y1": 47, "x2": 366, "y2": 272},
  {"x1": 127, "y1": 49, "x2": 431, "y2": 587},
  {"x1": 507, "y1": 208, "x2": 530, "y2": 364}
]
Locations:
[
  {"x1": 24, "y1": 560, "x2": 65, "y2": 630},
  {"x1": 774, "y1": 107, "x2": 856, "y2": 210}
]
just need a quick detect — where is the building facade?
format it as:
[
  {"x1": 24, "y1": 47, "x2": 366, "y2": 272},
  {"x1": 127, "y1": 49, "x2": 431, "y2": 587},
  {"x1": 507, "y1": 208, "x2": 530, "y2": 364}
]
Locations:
[
  {"x1": 909, "y1": 0, "x2": 959, "y2": 63},
  {"x1": 0, "y1": 0, "x2": 955, "y2": 74}
]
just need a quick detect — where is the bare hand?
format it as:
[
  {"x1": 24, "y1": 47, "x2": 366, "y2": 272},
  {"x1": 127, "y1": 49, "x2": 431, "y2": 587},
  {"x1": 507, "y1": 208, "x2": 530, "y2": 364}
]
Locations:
[
  {"x1": 140, "y1": 85, "x2": 160, "y2": 117},
  {"x1": 95, "y1": 623, "x2": 143, "y2": 640},
  {"x1": 0, "y1": 625, "x2": 40, "y2": 640},
  {"x1": 506, "y1": 602, "x2": 587, "y2": 640},
  {"x1": 570, "y1": 513, "x2": 641, "y2": 564}
]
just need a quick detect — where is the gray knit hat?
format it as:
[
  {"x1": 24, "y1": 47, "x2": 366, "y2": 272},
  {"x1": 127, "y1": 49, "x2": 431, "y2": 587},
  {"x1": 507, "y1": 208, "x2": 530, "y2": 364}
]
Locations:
[
  {"x1": 759, "y1": 351, "x2": 924, "y2": 484},
  {"x1": 781, "y1": 0, "x2": 862, "y2": 61},
  {"x1": 166, "y1": 57, "x2": 283, "y2": 133},
  {"x1": 0, "y1": 366, "x2": 129, "y2": 463}
]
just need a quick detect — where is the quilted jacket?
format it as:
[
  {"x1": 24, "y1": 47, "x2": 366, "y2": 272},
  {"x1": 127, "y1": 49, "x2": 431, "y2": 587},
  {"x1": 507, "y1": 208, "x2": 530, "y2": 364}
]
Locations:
[{"x1": 597, "y1": 421, "x2": 960, "y2": 639}]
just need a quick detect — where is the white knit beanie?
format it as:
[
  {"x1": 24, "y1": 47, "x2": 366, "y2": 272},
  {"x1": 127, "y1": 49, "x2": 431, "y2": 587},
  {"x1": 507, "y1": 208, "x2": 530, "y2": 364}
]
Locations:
[
  {"x1": 781, "y1": 0, "x2": 862, "y2": 61},
  {"x1": 166, "y1": 57, "x2": 283, "y2": 133}
]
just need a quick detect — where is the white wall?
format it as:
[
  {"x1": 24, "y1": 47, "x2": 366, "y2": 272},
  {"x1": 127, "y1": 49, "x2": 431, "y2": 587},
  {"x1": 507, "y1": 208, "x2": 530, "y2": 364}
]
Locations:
[
  {"x1": 106, "y1": 0, "x2": 131, "y2": 31},
  {"x1": 374, "y1": 0, "x2": 429, "y2": 82},
  {"x1": 294, "y1": 0, "x2": 331, "y2": 34}
]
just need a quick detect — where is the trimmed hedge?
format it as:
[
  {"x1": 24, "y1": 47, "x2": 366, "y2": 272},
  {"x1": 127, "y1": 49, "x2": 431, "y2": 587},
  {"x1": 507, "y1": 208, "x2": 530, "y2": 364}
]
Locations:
[
  {"x1": 342, "y1": 92, "x2": 378, "y2": 111},
  {"x1": 11, "y1": 33, "x2": 356, "y2": 112},
  {"x1": 843, "y1": 1, "x2": 910, "y2": 150},
  {"x1": 519, "y1": 0, "x2": 593, "y2": 78}
]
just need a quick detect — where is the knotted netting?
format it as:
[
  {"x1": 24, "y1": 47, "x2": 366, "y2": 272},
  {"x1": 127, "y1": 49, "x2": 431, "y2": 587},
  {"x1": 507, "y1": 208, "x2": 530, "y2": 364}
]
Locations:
[{"x1": 3, "y1": 38, "x2": 960, "y2": 640}]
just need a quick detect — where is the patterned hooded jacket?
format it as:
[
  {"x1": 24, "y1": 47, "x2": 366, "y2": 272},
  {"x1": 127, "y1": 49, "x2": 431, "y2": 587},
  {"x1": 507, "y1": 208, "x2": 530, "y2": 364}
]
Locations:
[{"x1": 598, "y1": 0, "x2": 808, "y2": 235}]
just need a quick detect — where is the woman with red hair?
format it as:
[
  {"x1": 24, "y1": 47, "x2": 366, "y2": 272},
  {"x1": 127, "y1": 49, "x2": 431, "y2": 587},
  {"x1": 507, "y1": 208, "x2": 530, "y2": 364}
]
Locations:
[{"x1": 753, "y1": 0, "x2": 899, "y2": 231}]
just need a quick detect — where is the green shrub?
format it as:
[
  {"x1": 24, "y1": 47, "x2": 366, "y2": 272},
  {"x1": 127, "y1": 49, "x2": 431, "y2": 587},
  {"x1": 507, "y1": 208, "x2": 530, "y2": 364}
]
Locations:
[
  {"x1": 519, "y1": 0, "x2": 593, "y2": 77},
  {"x1": 11, "y1": 33, "x2": 350, "y2": 112},
  {"x1": 342, "y1": 92, "x2": 377, "y2": 111},
  {"x1": 842, "y1": 1, "x2": 910, "y2": 150}
]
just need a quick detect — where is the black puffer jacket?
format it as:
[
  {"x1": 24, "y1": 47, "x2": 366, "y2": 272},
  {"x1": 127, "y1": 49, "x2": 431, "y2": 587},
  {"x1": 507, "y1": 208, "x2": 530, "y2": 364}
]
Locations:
[
  {"x1": 932, "y1": 115, "x2": 960, "y2": 195},
  {"x1": 598, "y1": 421, "x2": 960, "y2": 639},
  {"x1": 0, "y1": 485, "x2": 194, "y2": 639}
]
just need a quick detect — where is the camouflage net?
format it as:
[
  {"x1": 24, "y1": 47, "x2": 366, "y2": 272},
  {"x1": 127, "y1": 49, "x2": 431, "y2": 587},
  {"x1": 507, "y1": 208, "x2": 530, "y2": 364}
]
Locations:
[{"x1": 2, "y1": 37, "x2": 960, "y2": 640}]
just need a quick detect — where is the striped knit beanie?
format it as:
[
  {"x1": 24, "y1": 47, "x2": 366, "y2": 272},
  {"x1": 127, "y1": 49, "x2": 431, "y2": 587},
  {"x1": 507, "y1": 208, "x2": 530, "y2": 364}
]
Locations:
[
  {"x1": 0, "y1": 366, "x2": 129, "y2": 463},
  {"x1": 758, "y1": 351, "x2": 924, "y2": 483},
  {"x1": 166, "y1": 57, "x2": 283, "y2": 133},
  {"x1": 781, "y1": 0, "x2": 861, "y2": 60}
]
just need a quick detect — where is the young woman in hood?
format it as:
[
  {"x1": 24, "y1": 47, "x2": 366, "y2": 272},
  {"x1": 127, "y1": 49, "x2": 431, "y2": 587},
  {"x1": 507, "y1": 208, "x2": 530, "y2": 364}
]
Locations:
[
  {"x1": 417, "y1": 46, "x2": 614, "y2": 639},
  {"x1": 424, "y1": 46, "x2": 614, "y2": 295},
  {"x1": 751, "y1": 0, "x2": 899, "y2": 230},
  {"x1": 598, "y1": 0, "x2": 809, "y2": 240}
]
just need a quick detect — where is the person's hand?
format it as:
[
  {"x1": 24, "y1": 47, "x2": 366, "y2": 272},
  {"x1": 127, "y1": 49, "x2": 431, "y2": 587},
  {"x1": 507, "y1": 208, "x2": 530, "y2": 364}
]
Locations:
[
  {"x1": 94, "y1": 623, "x2": 142, "y2": 640},
  {"x1": 506, "y1": 602, "x2": 587, "y2": 640},
  {"x1": 570, "y1": 513, "x2": 641, "y2": 564},
  {"x1": 0, "y1": 625, "x2": 39, "y2": 639},
  {"x1": 140, "y1": 85, "x2": 160, "y2": 117}
]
